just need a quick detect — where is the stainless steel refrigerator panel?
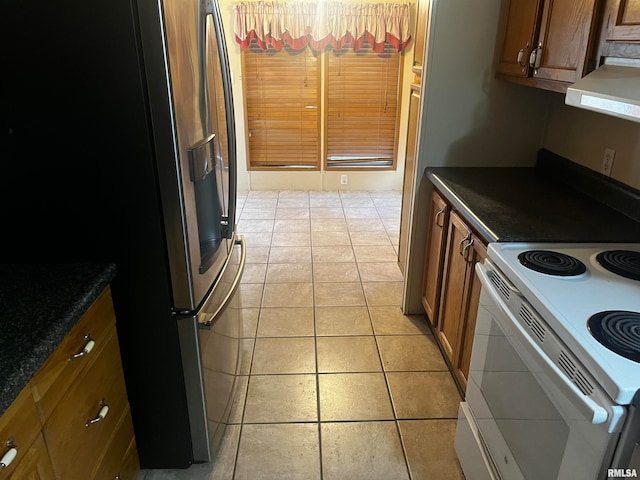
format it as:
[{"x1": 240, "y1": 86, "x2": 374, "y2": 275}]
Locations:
[{"x1": 178, "y1": 236, "x2": 245, "y2": 461}]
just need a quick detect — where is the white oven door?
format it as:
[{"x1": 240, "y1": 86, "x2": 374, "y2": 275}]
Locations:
[{"x1": 462, "y1": 261, "x2": 626, "y2": 480}]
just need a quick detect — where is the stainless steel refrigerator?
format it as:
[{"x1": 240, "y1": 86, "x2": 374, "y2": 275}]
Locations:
[{"x1": 2, "y1": 0, "x2": 243, "y2": 469}]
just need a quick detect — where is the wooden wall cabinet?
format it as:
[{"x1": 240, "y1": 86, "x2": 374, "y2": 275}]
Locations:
[
  {"x1": 495, "y1": 0, "x2": 601, "y2": 92},
  {"x1": 603, "y1": 0, "x2": 640, "y2": 41},
  {"x1": 0, "y1": 288, "x2": 139, "y2": 480},
  {"x1": 420, "y1": 189, "x2": 449, "y2": 326}
]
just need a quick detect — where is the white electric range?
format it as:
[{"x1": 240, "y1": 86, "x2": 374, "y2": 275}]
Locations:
[{"x1": 456, "y1": 242, "x2": 640, "y2": 480}]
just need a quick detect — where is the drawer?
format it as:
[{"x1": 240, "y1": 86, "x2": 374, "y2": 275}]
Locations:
[
  {"x1": 43, "y1": 328, "x2": 128, "y2": 479},
  {"x1": 93, "y1": 405, "x2": 139, "y2": 480},
  {"x1": 0, "y1": 388, "x2": 41, "y2": 479},
  {"x1": 5, "y1": 432, "x2": 55, "y2": 480},
  {"x1": 31, "y1": 287, "x2": 116, "y2": 422}
]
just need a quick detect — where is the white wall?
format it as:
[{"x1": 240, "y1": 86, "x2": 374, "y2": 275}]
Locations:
[
  {"x1": 543, "y1": 95, "x2": 640, "y2": 190},
  {"x1": 218, "y1": 0, "x2": 416, "y2": 192}
]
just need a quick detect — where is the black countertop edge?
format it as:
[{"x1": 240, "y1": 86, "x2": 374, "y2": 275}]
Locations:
[
  {"x1": 537, "y1": 148, "x2": 640, "y2": 223},
  {"x1": 427, "y1": 174, "x2": 500, "y2": 242},
  {"x1": 0, "y1": 263, "x2": 117, "y2": 416},
  {"x1": 425, "y1": 149, "x2": 640, "y2": 244}
]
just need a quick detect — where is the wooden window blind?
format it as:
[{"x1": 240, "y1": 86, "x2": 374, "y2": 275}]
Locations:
[
  {"x1": 326, "y1": 43, "x2": 401, "y2": 168},
  {"x1": 242, "y1": 45, "x2": 320, "y2": 169}
]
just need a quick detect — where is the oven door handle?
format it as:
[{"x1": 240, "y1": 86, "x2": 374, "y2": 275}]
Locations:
[{"x1": 476, "y1": 263, "x2": 612, "y2": 426}]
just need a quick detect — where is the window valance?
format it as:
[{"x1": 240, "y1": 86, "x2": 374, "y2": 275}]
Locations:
[{"x1": 234, "y1": 1, "x2": 411, "y2": 52}]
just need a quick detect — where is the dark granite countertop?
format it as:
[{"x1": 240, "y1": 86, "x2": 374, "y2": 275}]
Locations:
[
  {"x1": 426, "y1": 150, "x2": 640, "y2": 244},
  {"x1": 0, "y1": 263, "x2": 117, "y2": 416}
]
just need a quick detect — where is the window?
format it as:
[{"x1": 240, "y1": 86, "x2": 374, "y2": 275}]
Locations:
[
  {"x1": 242, "y1": 43, "x2": 402, "y2": 170},
  {"x1": 243, "y1": 45, "x2": 321, "y2": 169}
]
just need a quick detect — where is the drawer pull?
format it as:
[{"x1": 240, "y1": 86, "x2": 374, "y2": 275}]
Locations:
[
  {"x1": 85, "y1": 403, "x2": 109, "y2": 427},
  {"x1": 0, "y1": 447, "x2": 17, "y2": 469},
  {"x1": 69, "y1": 335, "x2": 95, "y2": 361}
]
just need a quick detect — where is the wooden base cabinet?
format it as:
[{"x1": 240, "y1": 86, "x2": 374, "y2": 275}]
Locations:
[
  {"x1": 0, "y1": 287, "x2": 139, "y2": 480},
  {"x1": 433, "y1": 210, "x2": 487, "y2": 393},
  {"x1": 421, "y1": 190, "x2": 449, "y2": 326}
]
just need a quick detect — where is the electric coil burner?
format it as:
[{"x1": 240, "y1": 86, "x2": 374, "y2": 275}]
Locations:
[
  {"x1": 596, "y1": 250, "x2": 640, "y2": 281},
  {"x1": 518, "y1": 250, "x2": 587, "y2": 276},
  {"x1": 588, "y1": 311, "x2": 640, "y2": 363}
]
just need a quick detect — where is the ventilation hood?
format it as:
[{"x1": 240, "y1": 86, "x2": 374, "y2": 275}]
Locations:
[{"x1": 565, "y1": 57, "x2": 640, "y2": 123}]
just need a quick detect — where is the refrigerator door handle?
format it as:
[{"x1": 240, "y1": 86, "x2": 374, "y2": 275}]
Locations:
[{"x1": 200, "y1": 235, "x2": 245, "y2": 329}]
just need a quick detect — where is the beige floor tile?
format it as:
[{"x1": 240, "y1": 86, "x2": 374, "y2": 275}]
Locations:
[
  {"x1": 386, "y1": 372, "x2": 462, "y2": 419},
  {"x1": 369, "y1": 306, "x2": 431, "y2": 335},
  {"x1": 238, "y1": 283, "x2": 264, "y2": 308},
  {"x1": 271, "y1": 231, "x2": 311, "y2": 247},
  {"x1": 273, "y1": 219, "x2": 310, "y2": 232},
  {"x1": 377, "y1": 206, "x2": 402, "y2": 219},
  {"x1": 314, "y1": 282, "x2": 365, "y2": 307},
  {"x1": 251, "y1": 337, "x2": 316, "y2": 374},
  {"x1": 316, "y1": 336, "x2": 381, "y2": 372},
  {"x1": 258, "y1": 307, "x2": 314, "y2": 337},
  {"x1": 277, "y1": 198, "x2": 309, "y2": 208},
  {"x1": 240, "y1": 263, "x2": 267, "y2": 284},
  {"x1": 353, "y1": 244, "x2": 398, "y2": 262},
  {"x1": 312, "y1": 245, "x2": 355, "y2": 263},
  {"x1": 358, "y1": 262, "x2": 403, "y2": 282},
  {"x1": 237, "y1": 219, "x2": 275, "y2": 232},
  {"x1": 310, "y1": 207, "x2": 345, "y2": 219},
  {"x1": 263, "y1": 282, "x2": 313, "y2": 307},
  {"x1": 318, "y1": 373, "x2": 393, "y2": 421},
  {"x1": 243, "y1": 374, "x2": 317, "y2": 423},
  {"x1": 315, "y1": 306, "x2": 372, "y2": 336},
  {"x1": 235, "y1": 424, "x2": 321, "y2": 480},
  {"x1": 311, "y1": 217, "x2": 348, "y2": 231},
  {"x1": 377, "y1": 335, "x2": 448, "y2": 371},
  {"x1": 321, "y1": 422, "x2": 410, "y2": 480},
  {"x1": 268, "y1": 246, "x2": 311, "y2": 263},
  {"x1": 241, "y1": 231, "x2": 272, "y2": 248},
  {"x1": 340, "y1": 197, "x2": 375, "y2": 207},
  {"x1": 313, "y1": 263, "x2": 360, "y2": 283},
  {"x1": 346, "y1": 218, "x2": 386, "y2": 231},
  {"x1": 239, "y1": 207, "x2": 276, "y2": 220},
  {"x1": 362, "y1": 282, "x2": 403, "y2": 306},
  {"x1": 245, "y1": 246, "x2": 270, "y2": 264},
  {"x1": 239, "y1": 339, "x2": 254, "y2": 375},
  {"x1": 349, "y1": 230, "x2": 392, "y2": 246},
  {"x1": 309, "y1": 197, "x2": 341, "y2": 207},
  {"x1": 228, "y1": 376, "x2": 248, "y2": 424},
  {"x1": 343, "y1": 207, "x2": 379, "y2": 218},
  {"x1": 311, "y1": 230, "x2": 351, "y2": 246},
  {"x1": 239, "y1": 308, "x2": 260, "y2": 338},
  {"x1": 265, "y1": 263, "x2": 313, "y2": 283},
  {"x1": 398, "y1": 420, "x2": 465, "y2": 480},
  {"x1": 276, "y1": 207, "x2": 310, "y2": 219},
  {"x1": 382, "y1": 217, "x2": 400, "y2": 231}
]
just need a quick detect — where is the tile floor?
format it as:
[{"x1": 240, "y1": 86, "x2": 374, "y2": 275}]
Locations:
[{"x1": 140, "y1": 190, "x2": 465, "y2": 480}]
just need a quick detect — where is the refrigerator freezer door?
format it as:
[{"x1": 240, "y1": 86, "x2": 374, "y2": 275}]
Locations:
[{"x1": 177, "y1": 236, "x2": 245, "y2": 461}]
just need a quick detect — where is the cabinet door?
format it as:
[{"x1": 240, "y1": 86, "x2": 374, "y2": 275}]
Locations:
[
  {"x1": 533, "y1": 0, "x2": 599, "y2": 83},
  {"x1": 495, "y1": 0, "x2": 543, "y2": 77},
  {"x1": 604, "y1": 0, "x2": 640, "y2": 41},
  {"x1": 413, "y1": 0, "x2": 430, "y2": 74},
  {"x1": 421, "y1": 190, "x2": 449, "y2": 327},
  {"x1": 398, "y1": 84, "x2": 421, "y2": 274},
  {"x1": 453, "y1": 235, "x2": 487, "y2": 392},
  {"x1": 436, "y1": 211, "x2": 470, "y2": 364}
]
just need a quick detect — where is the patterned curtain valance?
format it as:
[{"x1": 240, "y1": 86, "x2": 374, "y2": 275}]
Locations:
[{"x1": 234, "y1": 1, "x2": 411, "y2": 52}]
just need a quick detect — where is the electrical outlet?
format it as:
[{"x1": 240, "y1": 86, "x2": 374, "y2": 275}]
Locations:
[
  {"x1": 601, "y1": 148, "x2": 615, "y2": 176},
  {"x1": 340, "y1": 174, "x2": 348, "y2": 185}
]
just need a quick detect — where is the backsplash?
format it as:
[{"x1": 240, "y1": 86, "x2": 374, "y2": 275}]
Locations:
[{"x1": 543, "y1": 94, "x2": 640, "y2": 190}]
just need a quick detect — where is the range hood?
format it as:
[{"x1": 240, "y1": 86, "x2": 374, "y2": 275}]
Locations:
[{"x1": 565, "y1": 57, "x2": 640, "y2": 123}]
